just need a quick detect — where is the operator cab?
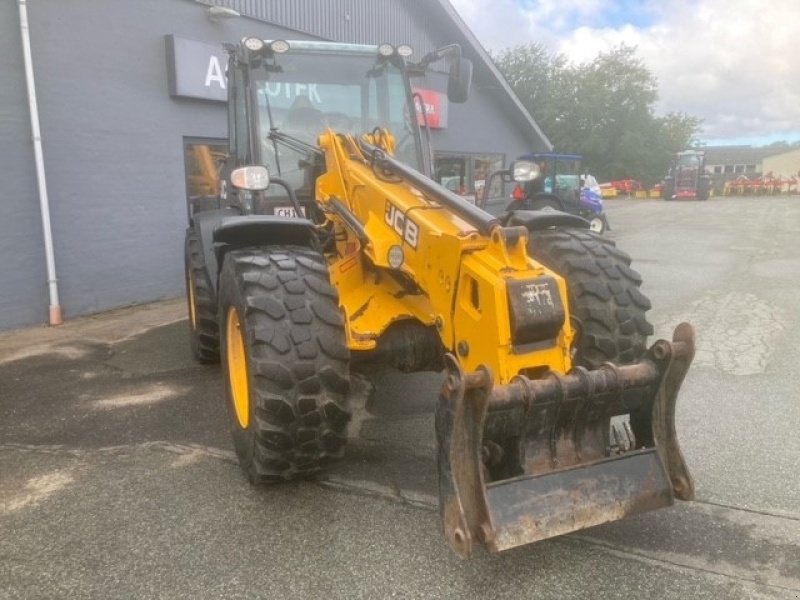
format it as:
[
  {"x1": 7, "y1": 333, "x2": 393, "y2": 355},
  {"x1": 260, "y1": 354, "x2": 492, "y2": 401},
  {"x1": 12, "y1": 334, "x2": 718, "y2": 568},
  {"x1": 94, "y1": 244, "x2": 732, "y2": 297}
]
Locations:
[
  {"x1": 222, "y1": 38, "x2": 472, "y2": 219},
  {"x1": 479, "y1": 152, "x2": 607, "y2": 233},
  {"x1": 514, "y1": 153, "x2": 583, "y2": 211},
  {"x1": 675, "y1": 151, "x2": 702, "y2": 168}
]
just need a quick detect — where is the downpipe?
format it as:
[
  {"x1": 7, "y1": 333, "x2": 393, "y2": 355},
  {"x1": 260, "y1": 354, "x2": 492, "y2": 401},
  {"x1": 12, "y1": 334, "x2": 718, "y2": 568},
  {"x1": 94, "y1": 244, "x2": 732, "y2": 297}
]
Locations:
[{"x1": 18, "y1": 0, "x2": 62, "y2": 325}]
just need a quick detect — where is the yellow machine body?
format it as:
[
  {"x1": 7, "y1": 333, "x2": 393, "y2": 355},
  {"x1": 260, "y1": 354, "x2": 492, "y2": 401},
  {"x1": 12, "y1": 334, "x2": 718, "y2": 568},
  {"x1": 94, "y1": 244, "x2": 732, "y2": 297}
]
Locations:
[
  {"x1": 315, "y1": 130, "x2": 573, "y2": 384},
  {"x1": 307, "y1": 130, "x2": 694, "y2": 558}
]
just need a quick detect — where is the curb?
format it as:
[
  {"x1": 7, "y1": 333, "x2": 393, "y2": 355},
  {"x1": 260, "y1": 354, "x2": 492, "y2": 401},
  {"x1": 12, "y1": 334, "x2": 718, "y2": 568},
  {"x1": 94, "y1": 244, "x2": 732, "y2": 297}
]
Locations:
[{"x1": 0, "y1": 298, "x2": 187, "y2": 364}]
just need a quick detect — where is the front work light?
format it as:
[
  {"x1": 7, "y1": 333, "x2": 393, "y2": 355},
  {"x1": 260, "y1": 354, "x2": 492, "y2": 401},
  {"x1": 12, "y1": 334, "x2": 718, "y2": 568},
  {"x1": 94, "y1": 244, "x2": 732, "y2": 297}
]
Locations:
[
  {"x1": 378, "y1": 43, "x2": 395, "y2": 57},
  {"x1": 512, "y1": 160, "x2": 540, "y2": 182},
  {"x1": 397, "y1": 44, "x2": 414, "y2": 58},
  {"x1": 270, "y1": 40, "x2": 290, "y2": 54},
  {"x1": 243, "y1": 37, "x2": 265, "y2": 52},
  {"x1": 388, "y1": 245, "x2": 405, "y2": 269}
]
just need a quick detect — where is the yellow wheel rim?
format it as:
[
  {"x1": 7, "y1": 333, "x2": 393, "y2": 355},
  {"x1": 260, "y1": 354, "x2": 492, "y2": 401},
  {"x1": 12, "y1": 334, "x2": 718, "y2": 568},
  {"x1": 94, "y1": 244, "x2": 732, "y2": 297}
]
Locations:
[
  {"x1": 226, "y1": 306, "x2": 250, "y2": 429},
  {"x1": 187, "y1": 272, "x2": 197, "y2": 330}
]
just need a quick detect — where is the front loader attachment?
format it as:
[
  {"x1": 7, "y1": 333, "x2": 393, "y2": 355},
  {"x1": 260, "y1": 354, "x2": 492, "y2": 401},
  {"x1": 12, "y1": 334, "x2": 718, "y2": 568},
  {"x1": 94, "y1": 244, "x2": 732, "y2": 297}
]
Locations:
[{"x1": 436, "y1": 323, "x2": 695, "y2": 558}]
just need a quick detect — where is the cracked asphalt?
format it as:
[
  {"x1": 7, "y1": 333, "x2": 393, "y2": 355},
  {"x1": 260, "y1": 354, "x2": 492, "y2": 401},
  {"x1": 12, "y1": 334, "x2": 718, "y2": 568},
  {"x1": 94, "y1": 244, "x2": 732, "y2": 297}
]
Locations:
[{"x1": 1, "y1": 196, "x2": 799, "y2": 599}]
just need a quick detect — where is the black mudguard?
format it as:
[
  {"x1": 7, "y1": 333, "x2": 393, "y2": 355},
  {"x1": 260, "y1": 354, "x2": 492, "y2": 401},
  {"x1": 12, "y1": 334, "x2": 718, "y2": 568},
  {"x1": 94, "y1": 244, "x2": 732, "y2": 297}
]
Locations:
[
  {"x1": 507, "y1": 209, "x2": 590, "y2": 231},
  {"x1": 190, "y1": 210, "x2": 317, "y2": 295},
  {"x1": 191, "y1": 208, "x2": 239, "y2": 296},
  {"x1": 213, "y1": 215, "x2": 317, "y2": 265}
]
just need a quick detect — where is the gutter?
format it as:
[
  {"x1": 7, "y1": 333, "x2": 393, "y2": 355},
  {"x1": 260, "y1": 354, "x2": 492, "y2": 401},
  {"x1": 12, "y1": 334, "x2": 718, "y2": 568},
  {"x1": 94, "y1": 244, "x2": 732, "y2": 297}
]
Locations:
[{"x1": 18, "y1": 0, "x2": 62, "y2": 325}]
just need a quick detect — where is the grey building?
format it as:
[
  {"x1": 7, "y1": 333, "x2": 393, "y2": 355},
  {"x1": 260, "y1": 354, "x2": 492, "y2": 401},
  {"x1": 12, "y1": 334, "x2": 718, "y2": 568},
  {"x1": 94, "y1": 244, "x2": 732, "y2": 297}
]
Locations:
[
  {"x1": 702, "y1": 145, "x2": 784, "y2": 177},
  {"x1": 1, "y1": 0, "x2": 550, "y2": 331}
]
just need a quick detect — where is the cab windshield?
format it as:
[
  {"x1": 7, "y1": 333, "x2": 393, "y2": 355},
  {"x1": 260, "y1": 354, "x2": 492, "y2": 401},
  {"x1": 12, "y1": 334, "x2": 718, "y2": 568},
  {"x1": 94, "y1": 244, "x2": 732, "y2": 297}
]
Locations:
[
  {"x1": 255, "y1": 51, "x2": 421, "y2": 188},
  {"x1": 676, "y1": 153, "x2": 701, "y2": 167}
]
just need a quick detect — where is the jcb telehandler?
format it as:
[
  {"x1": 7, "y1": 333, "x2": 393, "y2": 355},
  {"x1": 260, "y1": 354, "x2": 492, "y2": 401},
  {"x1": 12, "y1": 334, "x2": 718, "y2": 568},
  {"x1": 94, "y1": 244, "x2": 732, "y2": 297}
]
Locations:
[{"x1": 184, "y1": 38, "x2": 696, "y2": 558}]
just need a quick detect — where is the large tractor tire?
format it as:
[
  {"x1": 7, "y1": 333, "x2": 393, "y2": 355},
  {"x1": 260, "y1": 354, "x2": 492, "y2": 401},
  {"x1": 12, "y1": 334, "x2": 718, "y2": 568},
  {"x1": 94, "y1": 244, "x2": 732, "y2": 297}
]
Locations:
[
  {"x1": 697, "y1": 177, "x2": 711, "y2": 201},
  {"x1": 484, "y1": 228, "x2": 655, "y2": 481},
  {"x1": 662, "y1": 177, "x2": 675, "y2": 200},
  {"x1": 527, "y1": 228, "x2": 654, "y2": 368},
  {"x1": 185, "y1": 227, "x2": 220, "y2": 363},
  {"x1": 218, "y1": 245, "x2": 351, "y2": 484}
]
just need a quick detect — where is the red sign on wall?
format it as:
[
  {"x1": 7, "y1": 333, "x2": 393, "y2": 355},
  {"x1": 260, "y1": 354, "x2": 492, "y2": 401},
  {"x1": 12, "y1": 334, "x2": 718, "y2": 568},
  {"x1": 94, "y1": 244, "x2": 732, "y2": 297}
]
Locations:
[{"x1": 413, "y1": 88, "x2": 448, "y2": 129}]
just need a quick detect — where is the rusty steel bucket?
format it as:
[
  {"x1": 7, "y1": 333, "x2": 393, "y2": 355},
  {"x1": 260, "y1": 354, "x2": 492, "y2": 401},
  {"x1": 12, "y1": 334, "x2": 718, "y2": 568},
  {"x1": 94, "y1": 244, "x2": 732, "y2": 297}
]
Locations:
[{"x1": 436, "y1": 323, "x2": 696, "y2": 558}]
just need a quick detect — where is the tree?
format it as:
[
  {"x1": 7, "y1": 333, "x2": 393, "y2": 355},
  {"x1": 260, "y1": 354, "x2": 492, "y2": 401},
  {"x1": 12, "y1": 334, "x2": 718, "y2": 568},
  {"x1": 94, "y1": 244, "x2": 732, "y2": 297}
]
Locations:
[
  {"x1": 492, "y1": 43, "x2": 571, "y2": 136},
  {"x1": 492, "y1": 44, "x2": 701, "y2": 185}
]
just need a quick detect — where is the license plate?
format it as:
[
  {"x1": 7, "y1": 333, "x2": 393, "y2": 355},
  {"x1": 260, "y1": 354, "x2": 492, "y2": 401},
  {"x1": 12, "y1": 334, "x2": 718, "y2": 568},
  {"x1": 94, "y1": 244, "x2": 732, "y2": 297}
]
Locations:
[{"x1": 274, "y1": 206, "x2": 305, "y2": 218}]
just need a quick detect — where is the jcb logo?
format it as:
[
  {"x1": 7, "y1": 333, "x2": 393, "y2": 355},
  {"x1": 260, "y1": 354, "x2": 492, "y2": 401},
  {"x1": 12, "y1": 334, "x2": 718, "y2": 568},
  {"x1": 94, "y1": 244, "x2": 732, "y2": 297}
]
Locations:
[{"x1": 384, "y1": 201, "x2": 419, "y2": 249}]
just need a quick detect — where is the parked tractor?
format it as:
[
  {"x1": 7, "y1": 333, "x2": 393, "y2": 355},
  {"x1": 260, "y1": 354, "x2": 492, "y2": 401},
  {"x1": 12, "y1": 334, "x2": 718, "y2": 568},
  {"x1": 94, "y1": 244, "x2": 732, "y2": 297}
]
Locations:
[
  {"x1": 505, "y1": 153, "x2": 609, "y2": 233},
  {"x1": 663, "y1": 150, "x2": 711, "y2": 200},
  {"x1": 184, "y1": 37, "x2": 696, "y2": 558}
]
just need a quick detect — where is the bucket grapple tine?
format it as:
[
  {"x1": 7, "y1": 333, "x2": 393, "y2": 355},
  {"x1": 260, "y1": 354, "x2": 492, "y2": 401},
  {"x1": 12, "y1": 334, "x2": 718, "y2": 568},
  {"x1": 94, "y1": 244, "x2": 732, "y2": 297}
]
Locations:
[
  {"x1": 652, "y1": 322, "x2": 696, "y2": 500},
  {"x1": 436, "y1": 324, "x2": 696, "y2": 557},
  {"x1": 435, "y1": 356, "x2": 494, "y2": 558}
]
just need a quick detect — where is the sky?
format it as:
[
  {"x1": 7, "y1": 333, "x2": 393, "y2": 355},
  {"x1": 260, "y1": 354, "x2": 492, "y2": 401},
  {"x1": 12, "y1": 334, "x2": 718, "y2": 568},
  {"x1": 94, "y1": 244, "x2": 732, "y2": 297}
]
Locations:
[{"x1": 448, "y1": 0, "x2": 800, "y2": 147}]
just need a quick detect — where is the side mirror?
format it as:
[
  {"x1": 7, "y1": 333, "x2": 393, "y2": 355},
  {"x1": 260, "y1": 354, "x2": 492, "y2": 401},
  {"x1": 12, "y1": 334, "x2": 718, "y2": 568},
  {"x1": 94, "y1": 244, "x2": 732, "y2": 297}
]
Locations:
[
  {"x1": 447, "y1": 57, "x2": 473, "y2": 103},
  {"x1": 511, "y1": 160, "x2": 540, "y2": 182},
  {"x1": 230, "y1": 166, "x2": 270, "y2": 191}
]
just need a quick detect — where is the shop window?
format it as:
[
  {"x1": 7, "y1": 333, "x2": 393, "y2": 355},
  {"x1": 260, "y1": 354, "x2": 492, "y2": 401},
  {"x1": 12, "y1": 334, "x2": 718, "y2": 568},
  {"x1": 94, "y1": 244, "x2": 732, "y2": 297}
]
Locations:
[
  {"x1": 734, "y1": 165, "x2": 744, "y2": 174},
  {"x1": 183, "y1": 138, "x2": 228, "y2": 219},
  {"x1": 434, "y1": 152, "x2": 505, "y2": 204},
  {"x1": 724, "y1": 165, "x2": 734, "y2": 174},
  {"x1": 745, "y1": 164, "x2": 756, "y2": 173},
  {"x1": 713, "y1": 166, "x2": 722, "y2": 174},
  {"x1": 435, "y1": 156, "x2": 468, "y2": 195}
]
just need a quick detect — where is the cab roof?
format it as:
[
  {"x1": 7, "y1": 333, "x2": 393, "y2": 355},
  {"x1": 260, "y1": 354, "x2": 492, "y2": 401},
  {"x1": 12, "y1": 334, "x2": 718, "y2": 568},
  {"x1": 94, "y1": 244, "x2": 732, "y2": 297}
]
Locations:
[{"x1": 519, "y1": 153, "x2": 583, "y2": 161}]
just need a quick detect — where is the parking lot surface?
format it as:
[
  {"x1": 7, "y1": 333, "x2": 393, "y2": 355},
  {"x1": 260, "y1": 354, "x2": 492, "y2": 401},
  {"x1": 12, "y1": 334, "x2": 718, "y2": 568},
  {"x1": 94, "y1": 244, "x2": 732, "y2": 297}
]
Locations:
[{"x1": 1, "y1": 196, "x2": 799, "y2": 599}]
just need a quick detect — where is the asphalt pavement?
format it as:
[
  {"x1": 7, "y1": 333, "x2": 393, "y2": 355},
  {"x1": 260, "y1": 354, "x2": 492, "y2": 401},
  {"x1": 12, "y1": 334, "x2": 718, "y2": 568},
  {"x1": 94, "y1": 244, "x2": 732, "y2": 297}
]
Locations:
[{"x1": 1, "y1": 196, "x2": 799, "y2": 599}]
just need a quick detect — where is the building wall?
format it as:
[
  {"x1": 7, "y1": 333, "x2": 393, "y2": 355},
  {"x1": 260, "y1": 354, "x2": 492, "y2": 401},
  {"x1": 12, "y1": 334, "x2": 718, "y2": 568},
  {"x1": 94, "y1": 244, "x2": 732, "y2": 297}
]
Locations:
[
  {"x1": 706, "y1": 162, "x2": 760, "y2": 176},
  {"x1": 1, "y1": 0, "x2": 312, "y2": 330},
  {"x1": 196, "y1": 0, "x2": 442, "y2": 58},
  {"x1": 424, "y1": 74, "x2": 534, "y2": 156},
  {"x1": 0, "y1": 0, "x2": 547, "y2": 330},
  {"x1": 0, "y1": 2, "x2": 49, "y2": 328},
  {"x1": 763, "y1": 149, "x2": 800, "y2": 178}
]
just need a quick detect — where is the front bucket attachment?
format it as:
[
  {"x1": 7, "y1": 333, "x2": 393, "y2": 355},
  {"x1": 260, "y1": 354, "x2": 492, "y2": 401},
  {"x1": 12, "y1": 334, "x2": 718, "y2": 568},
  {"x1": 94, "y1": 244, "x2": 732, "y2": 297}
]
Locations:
[{"x1": 436, "y1": 323, "x2": 695, "y2": 558}]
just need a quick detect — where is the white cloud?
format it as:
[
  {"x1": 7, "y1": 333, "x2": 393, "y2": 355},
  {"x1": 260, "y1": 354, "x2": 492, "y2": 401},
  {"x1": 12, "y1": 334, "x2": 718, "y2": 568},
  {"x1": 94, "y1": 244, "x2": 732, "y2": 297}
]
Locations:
[
  {"x1": 448, "y1": 0, "x2": 558, "y2": 49},
  {"x1": 448, "y1": 0, "x2": 800, "y2": 143}
]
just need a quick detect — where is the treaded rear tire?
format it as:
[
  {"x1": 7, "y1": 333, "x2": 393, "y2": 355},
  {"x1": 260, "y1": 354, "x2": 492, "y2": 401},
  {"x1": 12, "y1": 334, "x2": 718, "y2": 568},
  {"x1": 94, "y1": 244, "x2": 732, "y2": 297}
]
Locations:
[
  {"x1": 662, "y1": 177, "x2": 675, "y2": 200},
  {"x1": 185, "y1": 227, "x2": 220, "y2": 363},
  {"x1": 218, "y1": 245, "x2": 351, "y2": 484},
  {"x1": 697, "y1": 177, "x2": 711, "y2": 201},
  {"x1": 527, "y1": 228, "x2": 654, "y2": 368}
]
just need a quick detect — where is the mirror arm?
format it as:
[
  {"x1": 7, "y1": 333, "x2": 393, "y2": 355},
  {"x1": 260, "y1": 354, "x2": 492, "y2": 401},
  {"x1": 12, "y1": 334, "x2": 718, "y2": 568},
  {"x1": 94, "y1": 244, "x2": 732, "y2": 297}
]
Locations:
[
  {"x1": 411, "y1": 91, "x2": 435, "y2": 177},
  {"x1": 416, "y1": 44, "x2": 462, "y2": 69},
  {"x1": 268, "y1": 177, "x2": 304, "y2": 217}
]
